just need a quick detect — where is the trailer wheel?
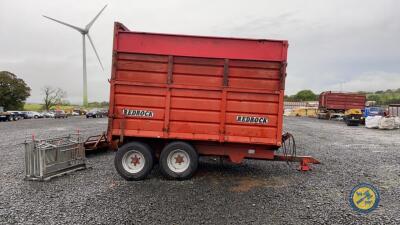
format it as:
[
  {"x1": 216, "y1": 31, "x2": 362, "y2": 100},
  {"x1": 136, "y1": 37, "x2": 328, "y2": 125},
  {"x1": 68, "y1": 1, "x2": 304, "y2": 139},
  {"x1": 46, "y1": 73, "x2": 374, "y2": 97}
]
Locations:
[
  {"x1": 114, "y1": 142, "x2": 154, "y2": 181},
  {"x1": 160, "y1": 141, "x2": 198, "y2": 180}
]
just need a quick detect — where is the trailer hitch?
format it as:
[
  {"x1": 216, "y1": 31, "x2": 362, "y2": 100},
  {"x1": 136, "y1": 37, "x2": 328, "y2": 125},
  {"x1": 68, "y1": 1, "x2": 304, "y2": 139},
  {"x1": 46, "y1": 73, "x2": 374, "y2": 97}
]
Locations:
[
  {"x1": 273, "y1": 155, "x2": 320, "y2": 171},
  {"x1": 275, "y1": 132, "x2": 320, "y2": 171}
]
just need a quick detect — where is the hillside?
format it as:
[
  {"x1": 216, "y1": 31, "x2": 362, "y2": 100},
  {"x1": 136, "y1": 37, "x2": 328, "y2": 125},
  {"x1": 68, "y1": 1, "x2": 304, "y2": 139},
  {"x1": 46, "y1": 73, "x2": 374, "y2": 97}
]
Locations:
[{"x1": 364, "y1": 89, "x2": 400, "y2": 105}]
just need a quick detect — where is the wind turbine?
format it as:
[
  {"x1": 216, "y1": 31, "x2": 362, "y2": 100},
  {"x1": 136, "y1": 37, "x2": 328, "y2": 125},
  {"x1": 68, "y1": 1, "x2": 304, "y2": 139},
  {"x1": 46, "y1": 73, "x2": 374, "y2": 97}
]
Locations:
[{"x1": 43, "y1": 5, "x2": 107, "y2": 107}]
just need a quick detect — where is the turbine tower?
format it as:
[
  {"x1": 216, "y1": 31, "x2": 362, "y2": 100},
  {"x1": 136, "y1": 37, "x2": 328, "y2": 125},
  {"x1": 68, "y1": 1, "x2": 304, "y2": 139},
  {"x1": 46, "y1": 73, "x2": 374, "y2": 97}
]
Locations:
[{"x1": 43, "y1": 5, "x2": 107, "y2": 107}]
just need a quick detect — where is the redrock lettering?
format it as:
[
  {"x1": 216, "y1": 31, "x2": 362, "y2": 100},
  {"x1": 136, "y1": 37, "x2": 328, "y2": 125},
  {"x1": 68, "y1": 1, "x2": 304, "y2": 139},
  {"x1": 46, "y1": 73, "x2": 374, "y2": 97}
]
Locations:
[
  {"x1": 236, "y1": 116, "x2": 268, "y2": 124},
  {"x1": 123, "y1": 109, "x2": 154, "y2": 118}
]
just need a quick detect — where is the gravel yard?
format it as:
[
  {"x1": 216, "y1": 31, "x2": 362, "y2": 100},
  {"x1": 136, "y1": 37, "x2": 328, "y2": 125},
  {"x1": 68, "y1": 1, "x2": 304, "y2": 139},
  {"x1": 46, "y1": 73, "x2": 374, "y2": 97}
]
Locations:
[{"x1": 0, "y1": 116, "x2": 399, "y2": 224}]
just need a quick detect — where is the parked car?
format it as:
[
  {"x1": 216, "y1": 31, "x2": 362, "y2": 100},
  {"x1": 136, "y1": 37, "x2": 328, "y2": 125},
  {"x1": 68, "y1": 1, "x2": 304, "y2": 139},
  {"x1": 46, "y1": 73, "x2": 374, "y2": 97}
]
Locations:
[
  {"x1": 7, "y1": 111, "x2": 24, "y2": 120},
  {"x1": 43, "y1": 111, "x2": 55, "y2": 118},
  {"x1": 363, "y1": 107, "x2": 385, "y2": 117},
  {"x1": 0, "y1": 111, "x2": 22, "y2": 121},
  {"x1": 73, "y1": 109, "x2": 86, "y2": 116},
  {"x1": 71, "y1": 111, "x2": 79, "y2": 116},
  {"x1": 26, "y1": 111, "x2": 43, "y2": 119},
  {"x1": 86, "y1": 109, "x2": 106, "y2": 118},
  {"x1": 54, "y1": 110, "x2": 68, "y2": 119},
  {"x1": 10, "y1": 112, "x2": 22, "y2": 121},
  {"x1": 20, "y1": 111, "x2": 33, "y2": 119}
]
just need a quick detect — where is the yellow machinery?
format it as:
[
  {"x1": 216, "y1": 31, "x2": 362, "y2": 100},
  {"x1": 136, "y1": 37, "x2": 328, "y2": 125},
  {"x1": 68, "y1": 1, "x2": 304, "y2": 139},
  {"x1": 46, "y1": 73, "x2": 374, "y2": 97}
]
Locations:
[{"x1": 344, "y1": 109, "x2": 363, "y2": 126}]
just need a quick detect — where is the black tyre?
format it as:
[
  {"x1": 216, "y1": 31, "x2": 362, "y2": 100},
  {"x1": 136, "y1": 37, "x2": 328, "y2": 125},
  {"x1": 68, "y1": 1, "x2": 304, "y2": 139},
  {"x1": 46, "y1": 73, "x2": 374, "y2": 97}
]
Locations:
[
  {"x1": 114, "y1": 142, "x2": 154, "y2": 181},
  {"x1": 159, "y1": 141, "x2": 198, "y2": 180}
]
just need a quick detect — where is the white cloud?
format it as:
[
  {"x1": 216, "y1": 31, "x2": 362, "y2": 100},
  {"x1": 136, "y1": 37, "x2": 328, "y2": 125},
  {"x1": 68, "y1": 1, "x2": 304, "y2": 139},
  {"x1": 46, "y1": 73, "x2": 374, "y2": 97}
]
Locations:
[{"x1": 327, "y1": 71, "x2": 400, "y2": 92}]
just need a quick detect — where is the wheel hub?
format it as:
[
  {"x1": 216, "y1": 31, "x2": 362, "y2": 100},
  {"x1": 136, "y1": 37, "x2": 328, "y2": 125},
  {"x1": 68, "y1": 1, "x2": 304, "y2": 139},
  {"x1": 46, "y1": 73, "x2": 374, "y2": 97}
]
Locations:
[
  {"x1": 174, "y1": 154, "x2": 185, "y2": 164},
  {"x1": 131, "y1": 154, "x2": 141, "y2": 166},
  {"x1": 167, "y1": 149, "x2": 190, "y2": 173},
  {"x1": 122, "y1": 150, "x2": 145, "y2": 173}
]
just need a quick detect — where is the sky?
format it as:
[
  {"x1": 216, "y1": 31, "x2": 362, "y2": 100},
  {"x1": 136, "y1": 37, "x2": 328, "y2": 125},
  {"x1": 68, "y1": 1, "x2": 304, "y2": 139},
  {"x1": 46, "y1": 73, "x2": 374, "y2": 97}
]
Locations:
[{"x1": 0, "y1": 0, "x2": 399, "y2": 104}]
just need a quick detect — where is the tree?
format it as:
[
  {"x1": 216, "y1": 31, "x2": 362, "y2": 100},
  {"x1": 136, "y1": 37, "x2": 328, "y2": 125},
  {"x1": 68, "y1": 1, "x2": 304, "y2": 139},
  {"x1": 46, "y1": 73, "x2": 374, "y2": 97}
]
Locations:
[
  {"x1": 293, "y1": 90, "x2": 317, "y2": 101},
  {"x1": 0, "y1": 71, "x2": 31, "y2": 111},
  {"x1": 42, "y1": 86, "x2": 67, "y2": 111},
  {"x1": 284, "y1": 95, "x2": 296, "y2": 101},
  {"x1": 367, "y1": 94, "x2": 381, "y2": 105}
]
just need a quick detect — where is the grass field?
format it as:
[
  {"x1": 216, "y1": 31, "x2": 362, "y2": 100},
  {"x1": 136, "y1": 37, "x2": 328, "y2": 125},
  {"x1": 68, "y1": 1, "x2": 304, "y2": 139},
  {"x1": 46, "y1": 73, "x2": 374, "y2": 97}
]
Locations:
[
  {"x1": 23, "y1": 103, "x2": 43, "y2": 111},
  {"x1": 23, "y1": 103, "x2": 104, "y2": 112},
  {"x1": 24, "y1": 103, "x2": 79, "y2": 112}
]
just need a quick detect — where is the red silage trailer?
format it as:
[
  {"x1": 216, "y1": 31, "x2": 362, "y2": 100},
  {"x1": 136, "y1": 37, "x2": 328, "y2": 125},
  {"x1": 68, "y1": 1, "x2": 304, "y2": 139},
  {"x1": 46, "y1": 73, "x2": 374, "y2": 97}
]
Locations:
[
  {"x1": 319, "y1": 91, "x2": 366, "y2": 112},
  {"x1": 108, "y1": 22, "x2": 319, "y2": 180}
]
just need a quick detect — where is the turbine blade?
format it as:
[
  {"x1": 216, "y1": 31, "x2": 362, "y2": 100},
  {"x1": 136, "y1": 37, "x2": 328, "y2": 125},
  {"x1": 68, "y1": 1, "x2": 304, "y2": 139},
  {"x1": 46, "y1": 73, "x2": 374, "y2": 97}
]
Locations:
[
  {"x1": 43, "y1": 15, "x2": 84, "y2": 33},
  {"x1": 87, "y1": 34, "x2": 104, "y2": 70},
  {"x1": 85, "y1": 5, "x2": 107, "y2": 30}
]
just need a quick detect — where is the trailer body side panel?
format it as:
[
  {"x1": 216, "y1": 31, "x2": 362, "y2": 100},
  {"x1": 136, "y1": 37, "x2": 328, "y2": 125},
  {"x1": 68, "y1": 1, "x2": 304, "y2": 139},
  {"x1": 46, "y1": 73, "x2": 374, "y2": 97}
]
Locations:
[{"x1": 108, "y1": 22, "x2": 288, "y2": 147}]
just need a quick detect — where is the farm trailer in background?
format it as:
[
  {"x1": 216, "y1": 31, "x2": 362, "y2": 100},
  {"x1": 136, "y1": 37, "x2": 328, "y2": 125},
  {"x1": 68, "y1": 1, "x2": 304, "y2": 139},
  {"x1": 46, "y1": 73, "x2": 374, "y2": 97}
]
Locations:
[{"x1": 317, "y1": 91, "x2": 366, "y2": 125}]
